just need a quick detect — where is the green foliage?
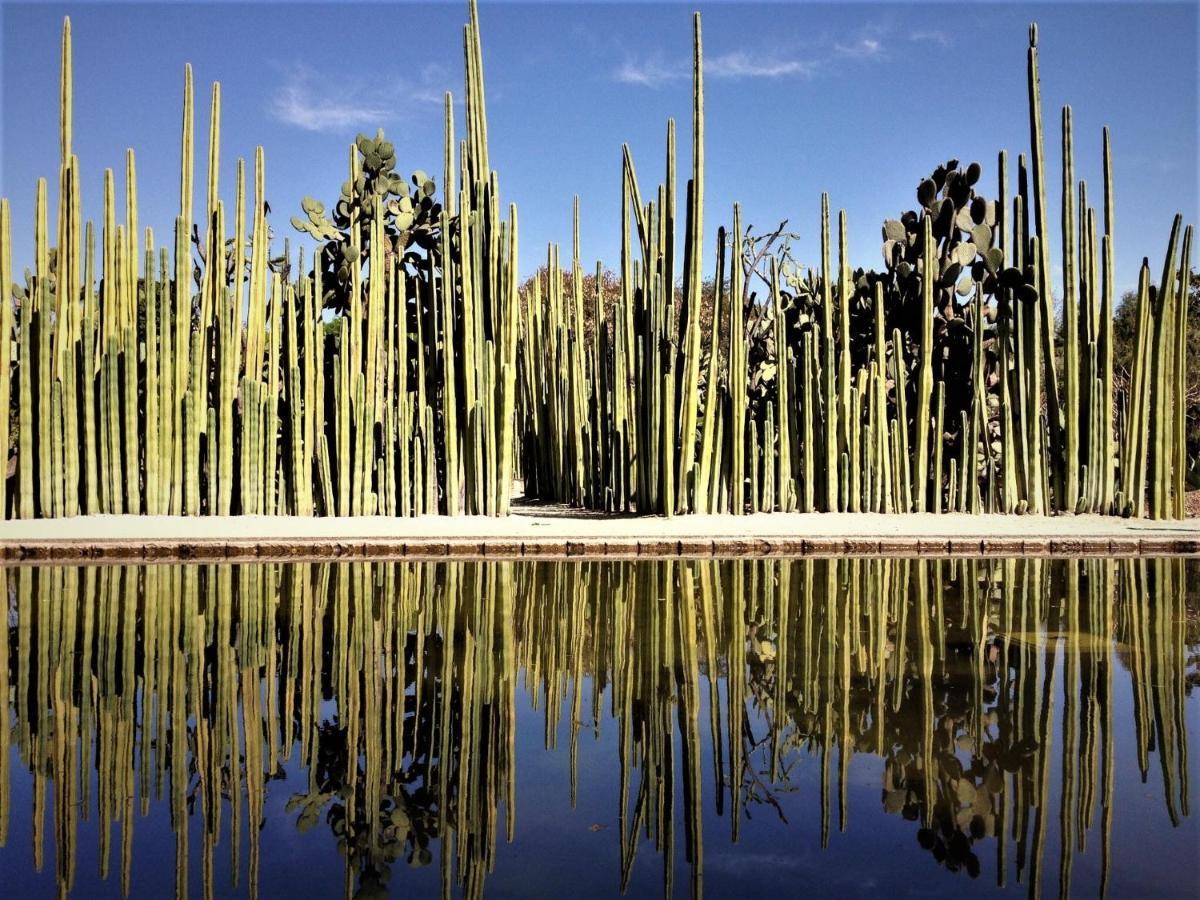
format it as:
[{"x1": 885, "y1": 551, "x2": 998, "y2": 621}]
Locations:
[{"x1": 292, "y1": 128, "x2": 443, "y2": 314}]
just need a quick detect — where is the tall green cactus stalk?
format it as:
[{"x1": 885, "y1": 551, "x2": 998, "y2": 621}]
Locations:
[
  {"x1": 1025, "y1": 237, "x2": 1048, "y2": 514},
  {"x1": 1061, "y1": 105, "x2": 1080, "y2": 511},
  {"x1": 266, "y1": 270, "x2": 282, "y2": 515},
  {"x1": 730, "y1": 203, "x2": 747, "y2": 515},
  {"x1": 660, "y1": 129, "x2": 677, "y2": 517},
  {"x1": 837, "y1": 210, "x2": 852, "y2": 511},
  {"x1": 55, "y1": 24, "x2": 81, "y2": 516},
  {"x1": 286, "y1": 273, "x2": 305, "y2": 515},
  {"x1": 18, "y1": 284, "x2": 33, "y2": 519},
  {"x1": 121, "y1": 153, "x2": 140, "y2": 513},
  {"x1": 1171, "y1": 226, "x2": 1192, "y2": 518},
  {"x1": 1147, "y1": 216, "x2": 1182, "y2": 519},
  {"x1": 931, "y1": 381, "x2": 945, "y2": 514},
  {"x1": 214, "y1": 167, "x2": 242, "y2": 516},
  {"x1": 1083, "y1": 200, "x2": 1101, "y2": 512},
  {"x1": 53, "y1": 19, "x2": 74, "y2": 377},
  {"x1": 697, "y1": 227, "x2": 725, "y2": 513},
  {"x1": 771, "y1": 258, "x2": 795, "y2": 512},
  {"x1": 61, "y1": 343, "x2": 78, "y2": 516},
  {"x1": 190, "y1": 192, "x2": 222, "y2": 511},
  {"x1": 0, "y1": 200, "x2": 11, "y2": 519},
  {"x1": 675, "y1": 12, "x2": 704, "y2": 513},
  {"x1": 144, "y1": 231, "x2": 160, "y2": 516},
  {"x1": 1099, "y1": 129, "x2": 1116, "y2": 512},
  {"x1": 872, "y1": 283, "x2": 892, "y2": 513},
  {"x1": 996, "y1": 150, "x2": 1019, "y2": 513},
  {"x1": 497, "y1": 206, "x2": 520, "y2": 515},
  {"x1": 877, "y1": 382, "x2": 892, "y2": 513},
  {"x1": 1011, "y1": 177, "x2": 1032, "y2": 513},
  {"x1": 570, "y1": 197, "x2": 588, "y2": 508},
  {"x1": 968, "y1": 285, "x2": 985, "y2": 514},
  {"x1": 1027, "y1": 23, "x2": 1065, "y2": 502},
  {"x1": 35, "y1": 180, "x2": 52, "y2": 517},
  {"x1": 82, "y1": 225, "x2": 99, "y2": 515},
  {"x1": 801, "y1": 332, "x2": 816, "y2": 512},
  {"x1": 849, "y1": 371, "x2": 863, "y2": 512},
  {"x1": 172, "y1": 63, "x2": 194, "y2": 515},
  {"x1": 912, "y1": 214, "x2": 934, "y2": 512},
  {"x1": 819, "y1": 194, "x2": 837, "y2": 511},
  {"x1": 49, "y1": 381, "x2": 63, "y2": 516},
  {"x1": 446, "y1": 0, "x2": 521, "y2": 516},
  {"x1": 592, "y1": 260, "x2": 611, "y2": 506},
  {"x1": 891, "y1": 327, "x2": 912, "y2": 513}
]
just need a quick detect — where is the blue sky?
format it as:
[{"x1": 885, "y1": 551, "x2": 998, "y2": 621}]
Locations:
[{"x1": 2, "y1": 1, "x2": 1196, "y2": 299}]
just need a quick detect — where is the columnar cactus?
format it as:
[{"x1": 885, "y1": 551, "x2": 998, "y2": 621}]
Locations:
[{"x1": 0, "y1": 9, "x2": 1190, "y2": 522}]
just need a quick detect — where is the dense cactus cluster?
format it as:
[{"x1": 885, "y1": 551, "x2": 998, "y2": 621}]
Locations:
[
  {"x1": 0, "y1": 5, "x2": 1192, "y2": 519},
  {"x1": 0, "y1": 1, "x2": 517, "y2": 519},
  {"x1": 516, "y1": 17, "x2": 1194, "y2": 519}
]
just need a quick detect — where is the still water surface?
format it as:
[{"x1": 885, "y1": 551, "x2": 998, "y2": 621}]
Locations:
[{"x1": 0, "y1": 558, "x2": 1196, "y2": 898}]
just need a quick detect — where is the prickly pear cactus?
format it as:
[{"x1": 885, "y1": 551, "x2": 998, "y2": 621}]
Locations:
[{"x1": 292, "y1": 128, "x2": 443, "y2": 312}]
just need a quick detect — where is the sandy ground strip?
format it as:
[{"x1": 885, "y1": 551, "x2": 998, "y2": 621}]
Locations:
[
  {"x1": 0, "y1": 508, "x2": 1197, "y2": 541},
  {"x1": 0, "y1": 505, "x2": 1197, "y2": 561}
]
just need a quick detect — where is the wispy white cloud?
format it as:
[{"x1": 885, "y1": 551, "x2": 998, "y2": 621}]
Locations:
[
  {"x1": 616, "y1": 27, "x2": 888, "y2": 88},
  {"x1": 834, "y1": 37, "x2": 884, "y2": 59},
  {"x1": 271, "y1": 64, "x2": 448, "y2": 133},
  {"x1": 909, "y1": 29, "x2": 951, "y2": 47},
  {"x1": 613, "y1": 56, "x2": 685, "y2": 88},
  {"x1": 615, "y1": 50, "x2": 817, "y2": 87},
  {"x1": 706, "y1": 51, "x2": 817, "y2": 80},
  {"x1": 272, "y1": 81, "x2": 387, "y2": 133}
]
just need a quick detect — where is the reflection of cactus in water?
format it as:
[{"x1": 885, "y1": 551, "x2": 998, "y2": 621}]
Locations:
[{"x1": 0, "y1": 557, "x2": 1194, "y2": 898}]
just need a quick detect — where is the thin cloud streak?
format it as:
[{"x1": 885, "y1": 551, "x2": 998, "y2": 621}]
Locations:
[
  {"x1": 706, "y1": 51, "x2": 817, "y2": 79},
  {"x1": 613, "y1": 56, "x2": 684, "y2": 87},
  {"x1": 271, "y1": 64, "x2": 448, "y2": 133},
  {"x1": 834, "y1": 37, "x2": 883, "y2": 59},
  {"x1": 615, "y1": 30, "x2": 885, "y2": 89},
  {"x1": 615, "y1": 51, "x2": 817, "y2": 87},
  {"x1": 909, "y1": 29, "x2": 951, "y2": 47}
]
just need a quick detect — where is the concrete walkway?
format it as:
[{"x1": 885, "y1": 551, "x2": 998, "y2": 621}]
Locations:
[{"x1": 0, "y1": 507, "x2": 1196, "y2": 562}]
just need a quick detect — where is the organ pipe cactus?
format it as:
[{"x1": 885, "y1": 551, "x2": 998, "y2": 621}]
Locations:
[
  {"x1": 1026, "y1": 23, "x2": 1066, "y2": 501},
  {"x1": 0, "y1": 9, "x2": 1190, "y2": 521},
  {"x1": 0, "y1": 3, "x2": 525, "y2": 521},
  {"x1": 518, "y1": 15, "x2": 1190, "y2": 520}
]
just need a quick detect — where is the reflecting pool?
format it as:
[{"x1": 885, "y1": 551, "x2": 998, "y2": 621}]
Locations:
[{"x1": 1, "y1": 558, "x2": 1196, "y2": 898}]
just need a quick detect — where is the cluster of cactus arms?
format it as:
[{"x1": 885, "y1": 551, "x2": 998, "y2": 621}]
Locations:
[
  {"x1": 514, "y1": 15, "x2": 1192, "y2": 519},
  {"x1": 0, "y1": 4, "x2": 1191, "y2": 520}
]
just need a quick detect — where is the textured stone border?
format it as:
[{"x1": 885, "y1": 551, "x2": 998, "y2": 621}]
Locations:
[{"x1": 1, "y1": 533, "x2": 1196, "y2": 565}]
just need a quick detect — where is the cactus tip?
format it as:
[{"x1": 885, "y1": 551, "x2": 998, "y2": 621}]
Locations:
[{"x1": 1029, "y1": 22, "x2": 1038, "y2": 47}]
